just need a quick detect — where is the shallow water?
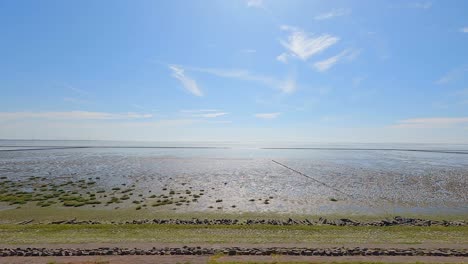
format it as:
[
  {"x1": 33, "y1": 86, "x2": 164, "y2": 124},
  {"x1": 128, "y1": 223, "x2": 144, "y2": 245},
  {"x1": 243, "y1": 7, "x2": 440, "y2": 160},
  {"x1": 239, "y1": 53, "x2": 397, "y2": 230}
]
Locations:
[{"x1": 0, "y1": 140, "x2": 467, "y2": 215}]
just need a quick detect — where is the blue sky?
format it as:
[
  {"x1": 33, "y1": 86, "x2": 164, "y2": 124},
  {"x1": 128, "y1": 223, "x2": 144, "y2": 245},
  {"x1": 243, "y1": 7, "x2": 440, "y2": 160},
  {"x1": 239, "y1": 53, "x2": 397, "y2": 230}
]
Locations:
[{"x1": 0, "y1": 0, "x2": 467, "y2": 143}]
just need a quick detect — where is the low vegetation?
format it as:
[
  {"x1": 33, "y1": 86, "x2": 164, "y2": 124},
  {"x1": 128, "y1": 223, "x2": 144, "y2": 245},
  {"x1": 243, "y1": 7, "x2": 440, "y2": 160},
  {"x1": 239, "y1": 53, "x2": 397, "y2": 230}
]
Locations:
[
  {"x1": 0, "y1": 176, "x2": 213, "y2": 211},
  {"x1": 0, "y1": 224, "x2": 465, "y2": 245}
]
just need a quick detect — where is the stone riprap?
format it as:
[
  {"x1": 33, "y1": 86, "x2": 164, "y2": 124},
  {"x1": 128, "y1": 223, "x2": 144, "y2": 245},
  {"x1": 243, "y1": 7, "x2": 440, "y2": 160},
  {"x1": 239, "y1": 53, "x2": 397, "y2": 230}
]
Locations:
[
  {"x1": 0, "y1": 246, "x2": 466, "y2": 257},
  {"x1": 27, "y1": 216, "x2": 466, "y2": 227}
]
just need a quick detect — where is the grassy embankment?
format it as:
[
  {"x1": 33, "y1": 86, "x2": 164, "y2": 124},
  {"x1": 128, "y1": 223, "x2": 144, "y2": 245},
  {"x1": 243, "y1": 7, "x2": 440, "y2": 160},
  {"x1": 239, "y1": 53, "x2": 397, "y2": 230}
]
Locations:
[
  {"x1": 1, "y1": 204, "x2": 467, "y2": 223},
  {"x1": 0, "y1": 224, "x2": 466, "y2": 245}
]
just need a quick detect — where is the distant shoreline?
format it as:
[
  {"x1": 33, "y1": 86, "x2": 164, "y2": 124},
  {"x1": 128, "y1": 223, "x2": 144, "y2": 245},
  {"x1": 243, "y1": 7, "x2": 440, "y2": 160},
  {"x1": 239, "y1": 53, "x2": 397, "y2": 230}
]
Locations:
[{"x1": 1, "y1": 145, "x2": 468, "y2": 154}]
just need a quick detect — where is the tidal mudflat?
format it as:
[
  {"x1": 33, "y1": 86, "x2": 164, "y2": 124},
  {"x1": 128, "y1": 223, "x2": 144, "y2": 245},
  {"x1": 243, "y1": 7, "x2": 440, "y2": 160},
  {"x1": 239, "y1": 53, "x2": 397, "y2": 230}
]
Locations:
[{"x1": 0, "y1": 141, "x2": 467, "y2": 218}]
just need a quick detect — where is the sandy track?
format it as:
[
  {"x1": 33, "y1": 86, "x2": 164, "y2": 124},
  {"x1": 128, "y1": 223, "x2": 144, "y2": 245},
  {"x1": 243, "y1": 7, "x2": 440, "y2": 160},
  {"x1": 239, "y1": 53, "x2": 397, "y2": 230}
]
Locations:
[{"x1": 0, "y1": 242, "x2": 466, "y2": 250}]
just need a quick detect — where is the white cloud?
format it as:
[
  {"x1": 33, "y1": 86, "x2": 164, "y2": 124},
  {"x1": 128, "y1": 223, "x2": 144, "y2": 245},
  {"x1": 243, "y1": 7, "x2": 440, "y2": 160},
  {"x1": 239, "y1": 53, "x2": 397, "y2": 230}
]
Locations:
[
  {"x1": 246, "y1": 0, "x2": 263, "y2": 8},
  {"x1": 279, "y1": 25, "x2": 299, "y2": 31},
  {"x1": 195, "y1": 112, "x2": 228, "y2": 118},
  {"x1": 460, "y1": 27, "x2": 468, "y2": 33},
  {"x1": 388, "y1": 1, "x2": 432, "y2": 10},
  {"x1": 254, "y1": 112, "x2": 281, "y2": 119},
  {"x1": 279, "y1": 25, "x2": 339, "y2": 61},
  {"x1": 169, "y1": 65, "x2": 203, "y2": 96},
  {"x1": 278, "y1": 77, "x2": 296, "y2": 93},
  {"x1": 313, "y1": 49, "x2": 361, "y2": 72},
  {"x1": 276, "y1": 53, "x2": 289, "y2": 63},
  {"x1": 188, "y1": 67, "x2": 254, "y2": 79},
  {"x1": 313, "y1": 53, "x2": 343, "y2": 72},
  {"x1": 131, "y1": 104, "x2": 149, "y2": 111},
  {"x1": 180, "y1": 109, "x2": 220, "y2": 113},
  {"x1": 179, "y1": 109, "x2": 228, "y2": 118},
  {"x1": 0, "y1": 119, "x2": 202, "y2": 141},
  {"x1": 392, "y1": 117, "x2": 468, "y2": 128},
  {"x1": 0, "y1": 111, "x2": 153, "y2": 121},
  {"x1": 314, "y1": 8, "x2": 351, "y2": 20},
  {"x1": 186, "y1": 66, "x2": 297, "y2": 93}
]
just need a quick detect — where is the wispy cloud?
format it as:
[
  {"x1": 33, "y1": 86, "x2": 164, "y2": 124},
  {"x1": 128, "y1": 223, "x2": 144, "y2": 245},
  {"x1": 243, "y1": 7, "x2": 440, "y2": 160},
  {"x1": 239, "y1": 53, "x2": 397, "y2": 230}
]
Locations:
[
  {"x1": 436, "y1": 66, "x2": 468, "y2": 84},
  {"x1": 0, "y1": 111, "x2": 153, "y2": 121},
  {"x1": 254, "y1": 112, "x2": 281, "y2": 119},
  {"x1": 313, "y1": 49, "x2": 361, "y2": 72},
  {"x1": 180, "y1": 109, "x2": 220, "y2": 113},
  {"x1": 179, "y1": 109, "x2": 228, "y2": 118},
  {"x1": 195, "y1": 112, "x2": 228, "y2": 118},
  {"x1": 246, "y1": 0, "x2": 263, "y2": 8},
  {"x1": 407, "y1": 1, "x2": 432, "y2": 9},
  {"x1": 279, "y1": 77, "x2": 296, "y2": 93},
  {"x1": 186, "y1": 66, "x2": 297, "y2": 93},
  {"x1": 276, "y1": 53, "x2": 288, "y2": 63},
  {"x1": 314, "y1": 8, "x2": 351, "y2": 20},
  {"x1": 392, "y1": 117, "x2": 468, "y2": 128},
  {"x1": 69, "y1": 86, "x2": 91, "y2": 96},
  {"x1": 61, "y1": 84, "x2": 92, "y2": 105},
  {"x1": 278, "y1": 25, "x2": 339, "y2": 62},
  {"x1": 169, "y1": 65, "x2": 203, "y2": 96},
  {"x1": 389, "y1": 1, "x2": 432, "y2": 10},
  {"x1": 240, "y1": 49, "x2": 257, "y2": 53},
  {"x1": 314, "y1": 55, "x2": 341, "y2": 72},
  {"x1": 132, "y1": 104, "x2": 145, "y2": 110},
  {"x1": 460, "y1": 27, "x2": 468, "y2": 33}
]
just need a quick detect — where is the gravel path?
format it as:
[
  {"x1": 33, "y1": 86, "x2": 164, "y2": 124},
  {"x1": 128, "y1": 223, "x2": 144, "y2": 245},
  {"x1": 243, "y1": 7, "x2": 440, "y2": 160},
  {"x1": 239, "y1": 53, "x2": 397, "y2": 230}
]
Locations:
[{"x1": 0, "y1": 242, "x2": 466, "y2": 250}]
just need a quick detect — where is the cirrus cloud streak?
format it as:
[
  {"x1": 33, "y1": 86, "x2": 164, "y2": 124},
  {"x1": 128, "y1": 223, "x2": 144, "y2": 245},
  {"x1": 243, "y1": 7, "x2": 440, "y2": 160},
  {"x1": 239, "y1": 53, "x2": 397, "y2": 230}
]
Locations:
[
  {"x1": 169, "y1": 65, "x2": 203, "y2": 96},
  {"x1": 0, "y1": 111, "x2": 153, "y2": 121},
  {"x1": 278, "y1": 25, "x2": 339, "y2": 62},
  {"x1": 392, "y1": 117, "x2": 468, "y2": 128},
  {"x1": 254, "y1": 112, "x2": 281, "y2": 119}
]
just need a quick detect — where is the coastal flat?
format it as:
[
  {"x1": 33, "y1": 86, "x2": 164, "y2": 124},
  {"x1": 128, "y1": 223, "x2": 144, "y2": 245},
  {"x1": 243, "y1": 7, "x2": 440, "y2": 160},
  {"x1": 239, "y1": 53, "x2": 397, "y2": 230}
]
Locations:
[{"x1": 2, "y1": 147, "x2": 467, "y2": 217}]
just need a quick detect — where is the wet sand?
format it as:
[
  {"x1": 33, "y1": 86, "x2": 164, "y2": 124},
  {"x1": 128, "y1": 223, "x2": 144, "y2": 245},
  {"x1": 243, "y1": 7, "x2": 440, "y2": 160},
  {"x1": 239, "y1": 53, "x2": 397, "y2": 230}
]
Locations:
[{"x1": 1, "y1": 147, "x2": 467, "y2": 216}]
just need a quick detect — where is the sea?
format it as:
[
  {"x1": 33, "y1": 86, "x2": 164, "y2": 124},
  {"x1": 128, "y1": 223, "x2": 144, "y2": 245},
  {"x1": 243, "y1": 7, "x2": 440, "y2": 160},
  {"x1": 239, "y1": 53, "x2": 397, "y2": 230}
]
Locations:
[{"x1": 0, "y1": 140, "x2": 467, "y2": 216}]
